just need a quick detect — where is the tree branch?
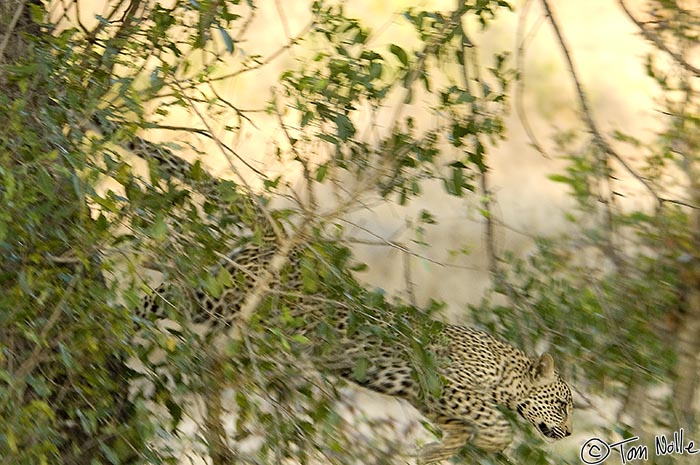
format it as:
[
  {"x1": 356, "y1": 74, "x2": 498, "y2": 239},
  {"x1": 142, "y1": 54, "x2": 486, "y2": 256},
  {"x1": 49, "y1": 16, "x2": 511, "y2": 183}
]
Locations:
[
  {"x1": 541, "y1": 0, "x2": 663, "y2": 207},
  {"x1": 618, "y1": 0, "x2": 700, "y2": 78},
  {"x1": 145, "y1": 123, "x2": 266, "y2": 177},
  {"x1": 0, "y1": 0, "x2": 28, "y2": 69},
  {"x1": 479, "y1": 170, "x2": 533, "y2": 351},
  {"x1": 514, "y1": 0, "x2": 550, "y2": 158}
]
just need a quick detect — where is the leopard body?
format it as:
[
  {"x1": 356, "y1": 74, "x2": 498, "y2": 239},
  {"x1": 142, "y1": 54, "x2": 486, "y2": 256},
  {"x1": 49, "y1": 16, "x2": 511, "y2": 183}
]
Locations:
[{"x1": 140, "y1": 240, "x2": 573, "y2": 463}]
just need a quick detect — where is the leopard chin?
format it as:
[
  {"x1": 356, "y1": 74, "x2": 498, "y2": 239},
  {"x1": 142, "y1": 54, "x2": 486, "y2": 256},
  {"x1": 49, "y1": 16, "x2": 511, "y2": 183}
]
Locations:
[{"x1": 538, "y1": 422, "x2": 571, "y2": 440}]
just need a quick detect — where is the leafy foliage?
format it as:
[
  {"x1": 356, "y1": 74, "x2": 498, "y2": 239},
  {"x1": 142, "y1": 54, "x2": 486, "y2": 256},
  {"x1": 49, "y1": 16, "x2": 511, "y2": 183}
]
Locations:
[
  {"x1": 5, "y1": 0, "x2": 697, "y2": 464},
  {"x1": 474, "y1": 0, "x2": 700, "y2": 456},
  {"x1": 0, "y1": 0, "x2": 519, "y2": 464}
]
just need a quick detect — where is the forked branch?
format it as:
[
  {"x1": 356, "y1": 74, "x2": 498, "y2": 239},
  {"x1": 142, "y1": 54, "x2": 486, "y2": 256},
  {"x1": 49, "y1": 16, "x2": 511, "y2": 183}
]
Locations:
[{"x1": 540, "y1": 0, "x2": 663, "y2": 207}]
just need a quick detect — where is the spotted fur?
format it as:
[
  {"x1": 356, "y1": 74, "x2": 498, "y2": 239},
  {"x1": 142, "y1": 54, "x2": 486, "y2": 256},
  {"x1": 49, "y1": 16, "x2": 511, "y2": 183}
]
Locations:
[{"x1": 137, "y1": 239, "x2": 573, "y2": 463}]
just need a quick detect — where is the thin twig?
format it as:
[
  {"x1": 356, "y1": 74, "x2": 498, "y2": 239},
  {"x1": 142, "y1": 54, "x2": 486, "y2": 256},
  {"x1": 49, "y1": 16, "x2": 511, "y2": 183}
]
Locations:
[
  {"x1": 274, "y1": 0, "x2": 291, "y2": 41},
  {"x1": 272, "y1": 95, "x2": 317, "y2": 212},
  {"x1": 479, "y1": 170, "x2": 532, "y2": 352},
  {"x1": 85, "y1": 0, "x2": 131, "y2": 44},
  {"x1": 6, "y1": 272, "x2": 80, "y2": 408},
  {"x1": 146, "y1": 123, "x2": 266, "y2": 177},
  {"x1": 233, "y1": 2, "x2": 257, "y2": 42},
  {"x1": 242, "y1": 333, "x2": 286, "y2": 464},
  {"x1": 0, "y1": 0, "x2": 28, "y2": 68},
  {"x1": 339, "y1": 218, "x2": 449, "y2": 269},
  {"x1": 171, "y1": 85, "x2": 306, "y2": 342},
  {"x1": 202, "y1": 355, "x2": 234, "y2": 465},
  {"x1": 514, "y1": 0, "x2": 550, "y2": 158},
  {"x1": 660, "y1": 197, "x2": 700, "y2": 210},
  {"x1": 73, "y1": 0, "x2": 90, "y2": 36},
  {"x1": 403, "y1": 250, "x2": 417, "y2": 307},
  {"x1": 390, "y1": 6, "x2": 467, "y2": 127},
  {"x1": 618, "y1": 0, "x2": 700, "y2": 78},
  {"x1": 345, "y1": 238, "x2": 479, "y2": 271},
  {"x1": 209, "y1": 20, "x2": 313, "y2": 84},
  {"x1": 173, "y1": 81, "x2": 284, "y2": 240}
]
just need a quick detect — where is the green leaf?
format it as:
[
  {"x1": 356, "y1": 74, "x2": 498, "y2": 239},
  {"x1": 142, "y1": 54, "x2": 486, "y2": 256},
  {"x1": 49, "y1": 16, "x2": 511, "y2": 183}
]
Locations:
[
  {"x1": 218, "y1": 27, "x2": 235, "y2": 53},
  {"x1": 300, "y1": 257, "x2": 319, "y2": 293},
  {"x1": 0, "y1": 369, "x2": 12, "y2": 385},
  {"x1": 28, "y1": 400, "x2": 56, "y2": 421},
  {"x1": 217, "y1": 267, "x2": 233, "y2": 288},
  {"x1": 150, "y1": 216, "x2": 167, "y2": 241},
  {"x1": 6, "y1": 428, "x2": 17, "y2": 453},
  {"x1": 349, "y1": 262, "x2": 368, "y2": 272},
  {"x1": 316, "y1": 163, "x2": 328, "y2": 182},
  {"x1": 547, "y1": 174, "x2": 573, "y2": 184},
  {"x1": 353, "y1": 357, "x2": 369, "y2": 383},
  {"x1": 317, "y1": 133, "x2": 338, "y2": 145},
  {"x1": 149, "y1": 66, "x2": 163, "y2": 92},
  {"x1": 203, "y1": 274, "x2": 223, "y2": 298},
  {"x1": 452, "y1": 166, "x2": 464, "y2": 196},
  {"x1": 389, "y1": 44, "x2": 408, "y2": 66},
  {"x1": 369, "y1": 61, "x2": 383, "y2": 79},
  {"x1": 99, "y1": 441, "x2": 120, "y2": 465},
  {"x1": 301, "y1": 110, "x2": 314, "y2": 127},
  {"x1": 335, "y1": 114, "x2": 355, "y2": 141},
  {"x1": 58, "y1": 343, "x2": 75, "y2": 369},
  {"x1": 26, "y1": 375, "x2": 51, "y2": 397},
  {"x1": 165, "y1": 398, "x2": 183, "y2": 426},
  {"x1": 419, "y1": 210, "x2": 436, "y2": 224},
  {"x1": 292, "y1": 334, "x2": 310, "y2": 345}
]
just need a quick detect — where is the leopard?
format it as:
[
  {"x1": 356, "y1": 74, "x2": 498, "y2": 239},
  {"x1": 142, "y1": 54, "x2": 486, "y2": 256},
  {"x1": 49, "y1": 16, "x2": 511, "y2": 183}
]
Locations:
[
  {"x1": 139, "y1": 239, "x2": 573, "y2": 464},
  {"x1": 132, "y1": 146, "x2": 573, "y2": 463}
]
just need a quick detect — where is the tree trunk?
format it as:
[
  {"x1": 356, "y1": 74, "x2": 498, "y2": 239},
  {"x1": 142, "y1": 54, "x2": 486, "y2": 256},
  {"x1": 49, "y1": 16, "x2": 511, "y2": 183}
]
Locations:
[{"x1": 674, "y1": 141, "x2": 700, "y2": 431}]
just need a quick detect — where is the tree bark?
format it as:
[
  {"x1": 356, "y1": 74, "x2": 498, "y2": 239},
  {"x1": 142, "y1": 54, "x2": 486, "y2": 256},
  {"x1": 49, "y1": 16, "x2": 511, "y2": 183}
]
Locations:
[{"x1": 674, "y1": 118, "x2": 700, "y2": 431}]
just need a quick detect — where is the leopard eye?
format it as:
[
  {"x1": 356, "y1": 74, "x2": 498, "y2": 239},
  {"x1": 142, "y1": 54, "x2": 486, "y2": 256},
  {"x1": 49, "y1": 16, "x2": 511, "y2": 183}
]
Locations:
[{"x1": 557, "y1": 399, "x2": 568, "y2": 411}]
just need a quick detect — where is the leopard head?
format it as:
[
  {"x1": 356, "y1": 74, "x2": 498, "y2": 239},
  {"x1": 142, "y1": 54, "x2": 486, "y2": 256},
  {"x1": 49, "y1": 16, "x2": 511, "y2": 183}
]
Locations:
[{"x1": 516, "y1": 353, "x2": 573, "y2": 441}]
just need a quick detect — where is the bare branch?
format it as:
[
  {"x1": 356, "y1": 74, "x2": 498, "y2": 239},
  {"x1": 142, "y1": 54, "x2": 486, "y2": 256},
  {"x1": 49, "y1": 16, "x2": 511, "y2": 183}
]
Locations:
[
  {"x1": 514, "y1": 0, "x2": 550, "y2": 158},
  {"x1": 660, "y1": 197, "x2": 700, "y2": 210},
  {"x1": 479, "y1": 170, "x2": 532, "y2": 351},
  {"x1": 272, "y1": 95, "x2": 317, "y2": 212},
  {"x1": 0, "y1": 0, "x2": 28, "y2": 68},
  {"x1": 340, "y1": 217, "x2": 457, "y2": 270},
  {"x1": 403, "y1": 249, "x2": 417, "y2": 307},
  {"x1": 618, "y1": 0, "x2": 700, "y2": 78},
  {"x1": 202, "y1": 356, "x2": 235, "y2": 465},
  {"x1": 209, "y1": 20, "x2": 313, "y2": 84},
  {"x1": 233, "y1": 1, "x2": 257, "y2": 42},
  {"x1": 274, "y1": 0, "x2": 291, "y2": 41},
  {"x1": 541, "y1": 0, "x2": 663, "y2": 207},
  {"x1": 173, "y1": 80, "x2": 286, "y2": 244},
  {"x1": 5, "y1": 272, "x2": 80, "y2": 409},
  {"x1": 146, "y1": 123, "x2": 266, "y2": 177}
]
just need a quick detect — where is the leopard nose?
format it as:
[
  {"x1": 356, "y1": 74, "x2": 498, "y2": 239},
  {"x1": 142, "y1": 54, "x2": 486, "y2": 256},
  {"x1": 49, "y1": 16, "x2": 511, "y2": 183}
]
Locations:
[{"x1": 563, "y1": 415, "x2": 573, "y2": 436}]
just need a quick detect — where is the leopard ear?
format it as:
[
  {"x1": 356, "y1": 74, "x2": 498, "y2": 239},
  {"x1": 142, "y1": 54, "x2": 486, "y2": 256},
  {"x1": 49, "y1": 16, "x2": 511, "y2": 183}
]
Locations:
[{"x1": 531, "y1": 353, "x2": 556, "y2": 386}]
